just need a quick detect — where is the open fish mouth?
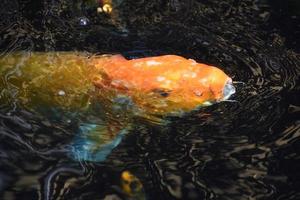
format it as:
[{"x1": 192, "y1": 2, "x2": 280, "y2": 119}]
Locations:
[{"x1": 222, "y1": 80, "x2": 236, "y2": 101}]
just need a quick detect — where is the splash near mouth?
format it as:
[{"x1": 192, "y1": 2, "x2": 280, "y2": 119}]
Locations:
[{"x1": 222, "y1": 81, "x2": 236, "y2": 101}]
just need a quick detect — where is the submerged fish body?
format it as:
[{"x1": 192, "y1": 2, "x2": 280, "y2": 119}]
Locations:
[
  {"x1": 0, "y1": 52, "x2": 235, "y2": 161},
  {"x1": 0, "y1": 52, "x2": 93, "y2": 113}
]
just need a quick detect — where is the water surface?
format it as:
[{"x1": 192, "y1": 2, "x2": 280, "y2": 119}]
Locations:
[{"x1": 0, "y1": 0, "x2": 299, "y2": 199}]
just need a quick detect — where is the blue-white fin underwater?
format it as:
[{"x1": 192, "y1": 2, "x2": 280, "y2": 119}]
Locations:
[{"x1": 70, "y1": 123, "x2": 128, "y2": 162}]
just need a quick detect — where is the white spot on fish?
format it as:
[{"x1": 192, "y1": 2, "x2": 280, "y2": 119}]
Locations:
[
  {"x1": 199, "y1": 78, "x2": 208, "y2": 85},
  {"x1": 160, "y1": 79, "x2": 172, "y2": 88},
  {"x1": 183, "y1": 71, "x2": 197, "y2": 78},
  {"x1": 188, "y1": 59, "x2": 197, "y2": 65},
  {"x1": 133, "y1": 62, "x2": 143, "y2": 67},
  {"x1": 58, "y1": 90, "x2": 66, "y2": 96},
  {"x1": 111, "y1": 80, "x2": 122, "y2": 86},
  {"x1": 188, "y1": 59, "x2": 196, "y2": 63},
  {"x1": 203, "y1": 101, "x2": 212, "y2": 106},
  {"x1": 163, "y1": 80, "x2": 172, "y2": 87},
  {"x1": 111, "y1": 80, "x2": 130, "y2": 89},
  {"x1": 146, "y1": 60, "x2": 161, "y2": 66},
  {"x1": 194, "y1": 90, "x2": 202, "y2": 96},
  {"x1": 156, "y1": 76, "x2": 166, "y2": 82},
  {"x1": 199, "y1": 79, "x2": 209, "y2": 87}
]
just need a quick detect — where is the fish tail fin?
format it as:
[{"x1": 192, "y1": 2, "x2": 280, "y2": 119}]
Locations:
[{"x1": 70, "y1": 123, "x2": 127, "y2": 162}]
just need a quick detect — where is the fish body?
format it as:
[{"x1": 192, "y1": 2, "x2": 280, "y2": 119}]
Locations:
[{"x1": 0, "y1": 52, "x2": 235, "y2": 161}]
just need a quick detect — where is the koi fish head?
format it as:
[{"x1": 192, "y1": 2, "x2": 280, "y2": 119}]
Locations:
[
  {"x1": 193, "y1": 65, "x2": 236, "y2": 103},
  {"x1": 92, "y1": 55, "x2": 236, "y2": 115},
  {"x1": 141, "y1": 60, "x2": 236, "y2": 114}
]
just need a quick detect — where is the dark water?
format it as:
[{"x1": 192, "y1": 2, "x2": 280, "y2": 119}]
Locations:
[{"x1": 0, "y1": 0, "x2": 300, "y2": 199}]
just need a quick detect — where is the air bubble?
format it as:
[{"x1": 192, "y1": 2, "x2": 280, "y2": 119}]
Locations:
[{"x1": 79, "y1": 17, "x2": 90, "y2": 26}]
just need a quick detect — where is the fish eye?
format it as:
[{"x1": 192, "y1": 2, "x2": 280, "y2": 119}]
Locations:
[{"x1": 151, "y1": 88, "x2": 171, "y2": 97}]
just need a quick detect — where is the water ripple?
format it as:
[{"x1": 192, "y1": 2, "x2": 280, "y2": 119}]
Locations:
[{"x1": 0, "y1": 0, "x2": 300, "y2": 199}]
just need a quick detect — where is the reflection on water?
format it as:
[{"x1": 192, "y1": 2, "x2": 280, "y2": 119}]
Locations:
[
  {"x1": 97, "y1": 0, "x2": 113, "y2": 14},
  {"x1": 0, "y1": 0, "x2": 299, "y2": 199},
  {"x1": 120, "y1": 170, "x2": 145, "y2": 199}
]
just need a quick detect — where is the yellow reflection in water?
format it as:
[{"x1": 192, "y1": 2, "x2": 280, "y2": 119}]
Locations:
[
  {"x1": 121, "y1": 170, "x2": 145, "y2": 199},
  {"x1": 97, "y1": 0, "x2": 113, "y2": 14}
]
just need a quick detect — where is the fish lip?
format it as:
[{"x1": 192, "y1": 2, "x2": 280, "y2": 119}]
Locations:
[{"x1": 222, "y1": 79, "x2": 236, "y2": 101}]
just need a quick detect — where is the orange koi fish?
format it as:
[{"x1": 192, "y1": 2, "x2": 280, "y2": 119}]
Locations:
[{"x1": 0, "y1": 52, "x2": 235, "y2": 161}]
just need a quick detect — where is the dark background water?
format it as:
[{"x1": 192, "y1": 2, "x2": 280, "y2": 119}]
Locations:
[{"x1": 0, "y1": 0, "x2": 299, "y2": 199}]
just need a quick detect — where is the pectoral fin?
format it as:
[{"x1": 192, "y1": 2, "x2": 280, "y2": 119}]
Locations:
[{"x1": 70, "y1": 123, "x2": 127, "y2": 162}]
